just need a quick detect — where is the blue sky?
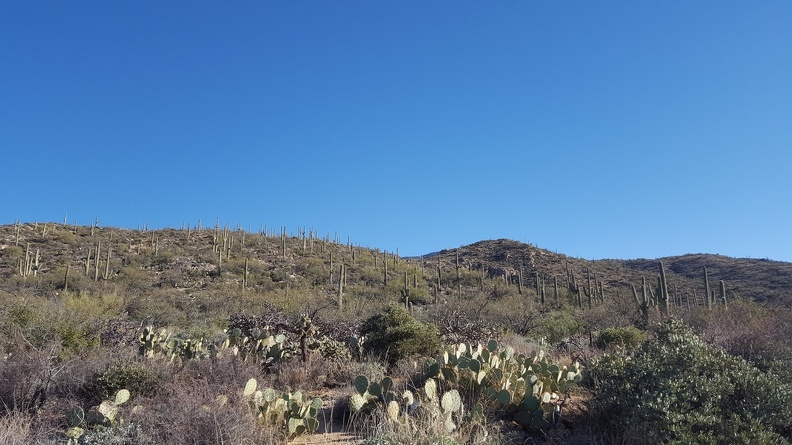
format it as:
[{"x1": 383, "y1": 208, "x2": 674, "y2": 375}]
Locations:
[{"x1": 2, "y1": 1, "x2": 791, "y2": 261}]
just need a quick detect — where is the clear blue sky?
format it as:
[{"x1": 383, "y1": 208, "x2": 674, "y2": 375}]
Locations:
[{"x1": 2, "y1": 1, "x2": 791, "y2": 261}]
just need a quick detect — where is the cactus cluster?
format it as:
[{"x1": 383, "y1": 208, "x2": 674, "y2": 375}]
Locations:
[
  {"x1": 64, "y1": 389, "x2": 131, "y2": 444},
  {"x1": 427, "y1": 339, "x2": 582, "y2": 431},
  {"x1": 138, "y1": 326, "x2": 295, "y2": 367},
  {"x1": 17, "y1": 243, "x2": 41, "y2": 278},
  {"x1": 423, "y1": 378, "x2": 466, "y2": 433},
  {"x1": 349, "y1": 375, "x2": 397, "y2": 413},
  {"x1": 223, "y1": 328, "x2": 292, "y2": 367},
  {"x1": 243, "y1": 378, "x2": 322, "y2": 439},
  {"x1": 347, "y1": 340, "x2": 580, "y2": 434},
  {"x1": 138, "y1": 327, "x2": 211, "y2": 362},
  {"x1": 306, "y1": 335, "x2": 352, "y2": 362},
  {"x1": 349, "y1": 373, "x2": 480, "y2": 435}
]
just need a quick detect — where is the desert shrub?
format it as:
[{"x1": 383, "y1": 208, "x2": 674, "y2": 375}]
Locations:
[
  {"x1": 404, "y1": 284, "x2": 433, "y2": 305},
  {"x1": 268, "y1": 266, "x2": 293, "y2": 284},
  {"x1": 354, "y1": 263, "x2": 387, "y2": 287},
  {"x1": 94, "y1": 360, "x2": 165, "y2": 400},
  {"x1": 455, "y1": 267, "x2": 486, "y2": 288},
  {"x1": 686, "y1": 298, "x2": 792, "y2": 377},
  {"x1": 359, "y1": 304, "x2": 441, "y2": 365},
  {"x1": 77, "y1": 423, "x2": 156, "y2": 445},
  {"x1": 594, "y1": 326, "x2": 646, "y2": 350},
  {"x1": 535, "y1": 310, "x2": 587, "y2": 344},
  {"x1": 49, "y1": 293, "x2": 126, "y2": 358},
  {"x1": 1, "y1": 245, "x2": 25, "y2": 262},
  {"x1": 0, "y1": 413, "x2": 29, "y2": 445},
  {"x1": 351, "y1": 357, "x2": 388, "y2": 382},
  {"x1": 130, "y1": 372, "x2": 279, "y2": 445},
  {"x1": 580, "y1": 292, "x2": 642, "y2": 330},
  {"x1": 385, "y1": 275, "x2": 433, "y2": 306},
  {"x1": 588, "y1": 318, "x2": 792, "y2": 444},
  {"x1": 53, "y1": 229, "x2": 79, "y2": 245},
  {"x1": 294, "y1": 257, "x2": 328, "y2": 285},
  {"x1": 0, "y1": 340, "x2": 65, "y2": 416},
  {"x1": 2, "y1": 297, "x2": 60, "y2": 350},
  {"x1": 124, "y1": 290, "x2": 189, "y2": 327},
  {"x1": 54, "y1": 320, "x2": 100, "y2": 358},
  {"x1": 0, "y1": 411, "x2": 57, "y2": 445},
  {"x1": 427, "y1": 305, "x2": 501, "y2": 345},
  {"x1": 357, "y1": 403, "x2": 501, "y2": 445}
]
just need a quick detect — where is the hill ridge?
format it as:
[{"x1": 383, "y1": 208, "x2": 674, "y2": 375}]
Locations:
[{"x1": 2, "y1": 223, "x2": 790, "y2": 306}]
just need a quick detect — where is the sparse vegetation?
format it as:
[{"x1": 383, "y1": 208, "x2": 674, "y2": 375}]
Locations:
[{"x1": 0, "y1": 221, "x2": 790, "y2": 444}]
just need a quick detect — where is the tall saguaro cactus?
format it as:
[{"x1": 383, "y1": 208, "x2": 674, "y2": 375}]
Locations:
[
  {"x1": 94, "y1": 240, "x2": 101, "y2": 281},
  {"x1": 102, "y1": 244, "x2": 112, "y2": 280},
  {"x1": 659, "y1": 261, "x2": 670, "y2": 315},
  {"x1": 337, "y1": 263, "x2": 346, "y2": 310},
  {"x1": 456, "y1": 250, "x2": 461, "y2": 299},
  {"x1": 242, "y1": 258, "x2": 249, "y2": 289},
  {"x1": 632, "y1": 284, "x2": 649, "y2": 327},
  {"x1": 553, "y1": 276, "x2": 559, "y2": 305},
  {"x1": 63, "y1": 265, "x2": 70, "y2": 292},
  {"x1": 703, "y1": 266, "x2": 712, "y2": 310},
  {"x1": 720, "y1": 280, "x2": 727, "y2": 310},
  {"x1": 383, "y1": 251, "x2": 388, "y2": 286}
]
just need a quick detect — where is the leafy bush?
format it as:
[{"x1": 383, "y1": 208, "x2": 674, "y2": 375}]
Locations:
[
  {"x1": 594, "y1": 326, "x2": 646, "y2": 349},
  {"x1": 535, "y1": 310, "x2": 587, "y2": 344},
  {"x1": 359, "y1": 304, "x2": 441, "y2": 365},
  {"x1": 95, "y1": 360, "x2": 164, "y2": 400},
  {"x1": 588, "y1": 318, "x2": 792, "y2": 444},
  {"x1": 55, "y1": 321, "x2": 100, "y2": 358}
]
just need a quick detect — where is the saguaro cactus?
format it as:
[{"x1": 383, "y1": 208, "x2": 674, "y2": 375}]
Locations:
[
  {"x1": 632, "y1": 284, "x2": 649, "y2": 327},
  {"x1": 63, "y1": 265, "x2": 70, "y2": 292},
  {"x1": 94, "y1": 240, "x2": 101, "y2": 281},
  {"x1": 102, "y1": 245, "x2": 112, "y2": 280},
  {"x1": 243, "y1": 258, "x2": 249, "y2": 289},
  {"x1": 703, "y1": 266, "x2": 711, "y2": 310},
  {"x1": 338, "y1": 263, "x2": 345, "y2": 310},
  {"x1": 720, "y1": 280, "x2": 727, "y2": 310},
  {"x1": 659, "y1": 261, "x2": 670, "y2": 315}
]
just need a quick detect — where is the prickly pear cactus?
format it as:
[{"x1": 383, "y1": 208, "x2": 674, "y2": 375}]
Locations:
[
  {"x1": 138, "y1": 327, "x2": 212, "y2": 362},
  {"x1": 430, "y1": 339, "x2": 583, "y2": 432},
  {"x1": 224, "y1": 330, "x2": 294, "y2": 367},
  {"x1": 349, "y1": 375, "x2": 399, "y2": 413},
  {"x1": 243, "y1": 378, "x2": 322, "y2": 439},
  {"x1": 65, "y1": 388, "x2": 132, "y2": 444}
]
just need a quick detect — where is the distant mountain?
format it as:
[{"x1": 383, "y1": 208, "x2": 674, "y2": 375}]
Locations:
[{"x1": 424, "y1": 239, "x2": 792, "y2": 305}]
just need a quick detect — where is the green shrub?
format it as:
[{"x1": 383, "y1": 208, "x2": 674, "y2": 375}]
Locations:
[
  {"x1": 594, "y1": 326, "x2": 646, "y2": 349},
  {"x1": 359, "y1": 304, "x2": 441, "y2": 365},
  {"x1": 588, "y1": 318, "x2": 792, "y2": 444},
  {"x1": 55, "y1": 321, "x2": 100, "y2": 357},
  {"x1": 535, "y1": 310, "x2": 587, "y2": 344},
  {"x1": 95, "y1": 361, "x2": 163, "y2": 400}
]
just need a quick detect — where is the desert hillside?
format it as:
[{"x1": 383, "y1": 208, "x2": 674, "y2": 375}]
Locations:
[{"x1": 1, "y1": 221, "x2": 791, "y2": 445}]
